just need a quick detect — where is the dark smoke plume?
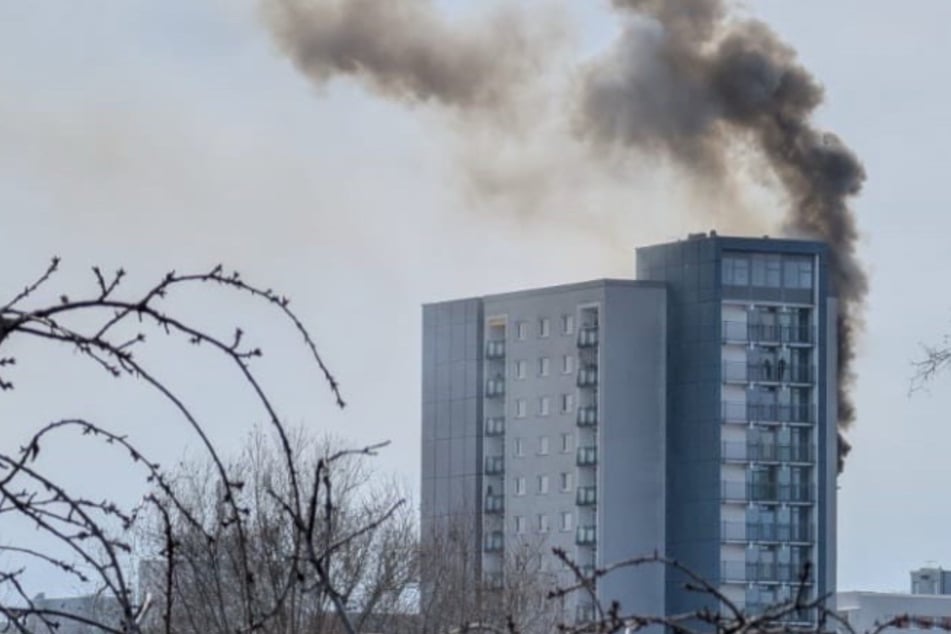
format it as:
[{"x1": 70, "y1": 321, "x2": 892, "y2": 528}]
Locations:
[
  {"x1": 261, "y1": 0, "x2": 543, "y2": 109},
  {"x1": 577, "y1": 0, "x2": 866, "y2": 461},
  {"x1": 260, "y1": 0, "x2": 865, "y2": 464}
]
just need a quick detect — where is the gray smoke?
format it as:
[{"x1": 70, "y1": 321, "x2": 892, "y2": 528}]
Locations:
[
  {"x1": 261, "y1": 0, "x2": 543, "y2": 110},
  {"x1": 261, "y1": 0, "x2": 865, "y2": 463},
  {"x1": 578, "y1": 0, "x2": 866, "y2": 462}
]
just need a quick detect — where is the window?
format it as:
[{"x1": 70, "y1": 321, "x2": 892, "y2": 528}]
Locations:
[
  {"x1": 537, "y1": 475, "x2": 549, "y2": 494},
  {"x1": 752, "y1": 254, "x2": 782, "y2": 287},
  {"x1": 560, "y1": 472, "x2": 573, "y2": 492},
  {"x1": 514, "y1": 438, "x2": 524, "y2": 457},
  {"x1": 784, "y1": 258, "x2": 814, "y2": 289},
  {"x1": 562, "y1": 314, "x2": 575, "y2": 335},
  {"x1": 515, "y1": 399, "x2": 527, "y2": 418},
  {"x1": 538, "y1": 357, "x2": 550, "y2": 377},
  {"x1": 514, "y1": 477, "x2": 525, "y2": 496},
  {"x1": 537, "y1": 514, "x2": 549, "y2": 533},
  {"x1": 538, "y1": 396, "x2": 551, "y2": 416},
  {"x1": 561, "y1": 393, "x2": 575, "y2": 413},
  {"x1": 560, "y1": 433, "x2": 572, "y2": 453},
  {"x1": 538, "y1": 318, "x2": 551, "y2": 338},
  {"x1": 538, "y1": 436, "x2": 550, "y2": 455},
  {"x1": 515, "y1": 516, "x2": 525, "y2": 534},
  {"x1": 514, "y1": 360, "x2": 527, "y2": 379},
  {"x1": 722, "y1": 256, "x2": 749, "y2": 286},
  {"x1": 516, "y1": 321, "x2": 527, "y2": 340},
  {"x1": 561, "y1": 511, "x2": 573, "y2": 531},
  {"x1": 562, "y1": 355, "x2": 574, "y2": 374},
  {"x1": 765, "y1": 255, "x2": 782, "y2": 287}
]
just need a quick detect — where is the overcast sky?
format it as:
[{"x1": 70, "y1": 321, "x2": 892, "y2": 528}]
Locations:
[{"x1": 1, "y1": 0, "x2": 950, "y2": 597}]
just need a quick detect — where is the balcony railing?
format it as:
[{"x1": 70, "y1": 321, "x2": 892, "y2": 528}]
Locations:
[
  {"x1": 722, "y1": 321, "x2": 816, "y2": 345},
  {"x1": 746, "y1": 403, "x2": 815, "y2": 424},
  {"x1": 577, "y1": 366, "x2": 599, "y2": 388},
  {"x1": 748, "y1": 523, "x2": 814, "y2": 543},
  {"x1": 722, "y1": 482, "x2": 815, "y2": 505},
  {"x1": 721, "y1": 521, "x2": 747, "y2": 542},
  {"x1": 722, "y1": 522, "x2": 815, "y2": 544},
  {"x1": 485, "y1": 456, "x2": 504, "y2": 475},
  {"x1": 722, "y1": 362, "x2": 815, "y2": 384},
  {"x1": 750, "y1": 483, "x2": 814, "y2": 504},
  {"x1": 485, "y1": 340, "x2": 506, "y2": 359},
  {"x1": 576, "y1": 525, "x2": 596, "y2": 546},
  {"x1": 577, "y1": 326, "x2": 599, "y2": 348},
  {"x1": 722, "y1": 441, "x2": 815, "y2": 464},
  {"x1": 577, "y1": 446, "x2": 598, "y2": 467},
  {"x1": 576, "y1": 486, "x2": 597, "y2": 506},
  {"x1": 746, "y1": 562, "x2": 814, "y2": 584},
  {"x1": 485, "y1": 416, "x2": 505, "y2": 436},
  {"x1": 722, "y1": 442, "x2": 748, "y2": 462},
  {"x1": 723, "y1": 562, "x2": 816, "y2": 585},
  {"x1": 577, "y1": 406, "x2": 598, "y2": 427},
  {"x1": 484, "y1": 531, "x2": 504, "y2": 552},
  {"x1": 484, "y1": 494, "x2": 504, "y2": 513},
  {"x1": 721, "y1": 560, "x2": 747, "y2": 583},
  {"x1": 721, "y1": 481, "x2": 747, "y2": 502}
]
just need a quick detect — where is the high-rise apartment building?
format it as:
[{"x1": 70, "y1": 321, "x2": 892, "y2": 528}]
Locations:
[{"x1": 420, "y1": 233, "x2": 838, "y2": 624}]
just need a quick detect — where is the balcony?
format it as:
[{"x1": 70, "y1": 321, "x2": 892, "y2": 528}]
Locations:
[
  {"x1": 780, "y1": 444, "x2": 815, "y2": 463},
  {"x1": 577, "y1": 406, "x2": 598, "y2": 427},
  {"x1": 728, "y1": 442, "x2": 814, "y2": 464},
  {"x1": 747, "y1": 562, "x2": 814, "y2": 584},
  {"x1": 723, "y1": 362, "x2": 815, "y2": 385},
  {"x1": 485, "y1": 416, "x2": 505, "y2": 436},
  {"x1": 722, "y1": 442, "x2": 748, "y2": 463},
  {"x1": 485, "y1": 340, "x2": 506, "y2": 359},
  {"x1": 484, "y1": 531, "x2": 504, "y2": 553},
  {"x1": 577, "y1": 366, "x2": 599, "y2": 388},
  {"x1": 577, "y1": 326, "x2": 599, "y2": 348},
  {"x1": 733, "y1": 522, "x2": 814, "y2": 544},
  {"x1": 722, "y1": 322, "x2": 816, "y2": 346},
  {"x1": 721, "y1": 481, "x2": 747, "y2": 503},
  {"x1": 576, "y1": 525, "x2": 596, "y2": 546},
  {"x1": 721, "y1": 560, "x2": 747, "y2": 583},
  {"x1": 485, "y1": 377, "x2": 505, "y2": 398},
  {"x1": 721, "y1": 401, "x2": 747, "y2": 424},
  {"x1": 749, "y1": 483, "x2": 781, "y2": 504},
  {"x1": 484, "y1": 494, "x2": 504, "y2": 514},
  {"x1": 749, "y1": 483, "x2": 814, "y2": 505},
  {"x1": 721, "y1": 521, "x2": 747, "y2": 543},
  {"x1": 747, "y1": 403, "x2": 815, "y2": 424},
  {"x1": 577, "y1": 446, "x2": 598, "y2": 467},
  {"x1": 786, "y1": 483, "x2": 814, "y2": 504},
  {"x1": 484, "y1": 456, "x2": 504, "y2": 475},
  {"x1": 785, "y1": 324, "x2": 815, "y2": 345},
  {"x1": 576, "y1": 486, "x2": 597, "y2": 506},
  {"x1": 748, "y1": 323, "x2": 783, "y2": 344}
]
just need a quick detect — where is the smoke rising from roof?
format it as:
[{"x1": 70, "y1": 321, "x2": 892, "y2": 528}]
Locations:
[
  {"x1": 577, "y1": 0, "x2": 866, "y2": 458},
  {"x1": 261, "y1": 0, "x2": 865, "y2": 460}
]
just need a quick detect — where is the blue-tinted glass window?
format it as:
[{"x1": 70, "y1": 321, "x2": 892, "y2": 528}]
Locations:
[{"x1": 723, "y1": 256, "x2": 749, "y2": 286}]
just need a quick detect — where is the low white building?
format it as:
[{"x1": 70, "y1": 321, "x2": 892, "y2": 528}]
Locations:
[{"x1": 837, "y1": 591, "x2": 951, "y2": 633}]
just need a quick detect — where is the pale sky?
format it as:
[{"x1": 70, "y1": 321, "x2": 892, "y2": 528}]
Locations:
[{"x1": 1, "y1": 0, "x2": 950, "y2": 597}]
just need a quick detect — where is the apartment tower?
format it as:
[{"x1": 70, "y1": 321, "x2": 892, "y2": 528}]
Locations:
[{"x1": 420, "y1": 233, "x2": 838, "y2": 623}]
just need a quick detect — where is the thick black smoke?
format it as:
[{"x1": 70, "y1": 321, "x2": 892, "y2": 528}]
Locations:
[
  {"x1": 578, "y1": 0, "x2": 865, "y2": 461},
  {"x1": 261, "y1": 0, "x2": 865, "y2": 464}
]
